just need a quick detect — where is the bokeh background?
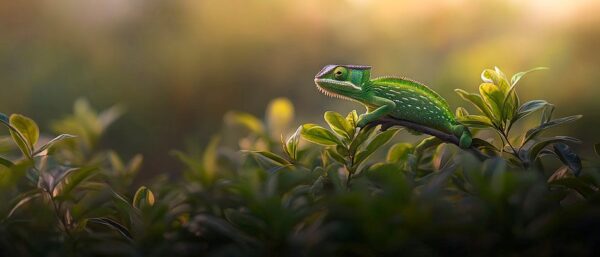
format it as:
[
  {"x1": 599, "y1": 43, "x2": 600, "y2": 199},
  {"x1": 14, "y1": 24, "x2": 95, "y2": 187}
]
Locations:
[{"x1": 1, "y1": 0, "x2": 599, "y2": 175}]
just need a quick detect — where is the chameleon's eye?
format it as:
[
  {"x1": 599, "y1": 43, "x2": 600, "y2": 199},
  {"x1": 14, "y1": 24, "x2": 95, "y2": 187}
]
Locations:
[{"x1": 333, "y1": 67, "x2": 348, "y2": 80}]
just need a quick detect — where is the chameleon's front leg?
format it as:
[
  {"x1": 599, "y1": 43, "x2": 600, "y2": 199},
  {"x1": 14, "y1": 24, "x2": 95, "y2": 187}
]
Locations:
[{"x1": 357, "y1": 96, "x2": 396, "y2": 128}]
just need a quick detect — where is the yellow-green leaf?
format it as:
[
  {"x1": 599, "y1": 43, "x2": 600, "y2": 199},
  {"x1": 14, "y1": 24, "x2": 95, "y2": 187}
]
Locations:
[
  {"x1": 454, "y1": 89, "x2": 495, "y2": 121},
  {"x1": 324, "y1": 111, "x2": 353, "y2": 139},
  {"x1": 386, "y1": 143, "x2": 413, "y2": 163},
  {"x1": 481, "y1": 67, "x2": 510, "y2": 93},
  {"x1": 133, "y1": 186, "x2": 155, "y2": 209},
  {"x1": 479, "y1": 83, "x2": 505, "y2": 122},
  {"x1": 457, "y1": 115, "x2": 495, "y2": 128},
  {"x1": 300, "y1": 124, "x2": 343, "y2": 146},
  {"x1": 9, "y1": 114, "x2": 39, "y2": 158}
]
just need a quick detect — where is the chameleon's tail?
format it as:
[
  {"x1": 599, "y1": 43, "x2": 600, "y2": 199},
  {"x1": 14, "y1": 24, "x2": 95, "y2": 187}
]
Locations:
[{"x1": 452, "y1": 124, "x2": 472, "y2": 149}]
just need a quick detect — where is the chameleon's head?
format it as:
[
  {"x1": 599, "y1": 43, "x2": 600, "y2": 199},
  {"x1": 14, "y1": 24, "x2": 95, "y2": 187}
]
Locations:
[{"x1": 314, "y1": 65, "x2": 371, "y2": 101}]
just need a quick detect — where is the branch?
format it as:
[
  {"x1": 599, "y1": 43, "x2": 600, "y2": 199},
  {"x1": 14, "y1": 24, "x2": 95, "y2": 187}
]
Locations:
[{"x1": 368, "y1": 116, "x2": 489, "y2": 161}]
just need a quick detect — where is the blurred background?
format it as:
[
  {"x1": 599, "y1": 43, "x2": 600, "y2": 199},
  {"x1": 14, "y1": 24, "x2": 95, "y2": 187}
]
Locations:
[{"x1": 1, "y1": 0, "x2": 599, "y2": 175}]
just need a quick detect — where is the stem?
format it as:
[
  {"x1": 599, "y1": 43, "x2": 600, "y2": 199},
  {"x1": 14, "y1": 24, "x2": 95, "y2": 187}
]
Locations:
[{"x1": 47, "y1": 190, "x2": 73, "y2": 240}]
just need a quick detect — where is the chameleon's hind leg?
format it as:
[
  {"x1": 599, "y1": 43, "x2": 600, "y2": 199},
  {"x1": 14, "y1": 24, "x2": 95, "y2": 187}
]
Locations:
[{"x1": 452, "y1": 124, "x2": 472, "y2": 149}]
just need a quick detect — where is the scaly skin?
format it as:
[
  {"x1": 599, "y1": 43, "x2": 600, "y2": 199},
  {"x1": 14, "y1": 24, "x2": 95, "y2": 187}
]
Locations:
[{"x1": 314, "y1": 64, "x2": 472, "y2": 148}]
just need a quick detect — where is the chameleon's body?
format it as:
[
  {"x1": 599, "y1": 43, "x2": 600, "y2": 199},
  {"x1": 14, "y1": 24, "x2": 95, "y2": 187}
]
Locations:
[{"x1": 314, "y1": 64, "x2": 472, "y2": 148}]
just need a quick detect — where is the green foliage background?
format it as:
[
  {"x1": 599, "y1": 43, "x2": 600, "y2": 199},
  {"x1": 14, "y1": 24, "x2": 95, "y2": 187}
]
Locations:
[
  {"x1": 1, "y1": 67, "x2": 599, "y2": 256},
  {"x1": 1, "y1": 1, "x2": 600, "y2": 256},
  {"x1": 1, "y1": 1, "x2": 599, "y2": 175}
]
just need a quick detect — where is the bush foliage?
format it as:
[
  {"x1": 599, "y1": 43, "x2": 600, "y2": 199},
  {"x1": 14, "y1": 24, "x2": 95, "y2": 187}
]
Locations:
[{"x1": 0, "y1": 68, "x2": 599, "y2": 257}]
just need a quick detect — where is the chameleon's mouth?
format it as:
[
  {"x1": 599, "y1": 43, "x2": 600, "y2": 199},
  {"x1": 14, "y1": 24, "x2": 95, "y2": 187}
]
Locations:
[{"x1": 314, "y1": 78, "x2": 355, "y2": 101}]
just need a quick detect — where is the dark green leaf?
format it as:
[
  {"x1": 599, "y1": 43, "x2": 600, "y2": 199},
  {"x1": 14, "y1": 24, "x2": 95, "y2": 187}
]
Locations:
[
  {"x1": 58, "y1": 166, "x2": 97, "y2": 197},
  {"x1": 549, "y1": 178, "x2": 595, "y2": 198},
  {"x1": 0, "y1": 156, "x2": 13, "y2": 168},
  {"x1": 514, "y1": 100, "x2": 548, "y2": 121},
  {"x1": 553, "y1": 143, "x2": 582, "y2": 176},
  {"x1": 6, "y1": 189, "x2": 42, "y2": 219},
  {"x1": 524, "y1": 115, "x2": 582, "y2": 143},
  {"x1": 354, "y1": 129, "x2": 398, "y2": 166},
  {"x1": 326, "y1": 149, "x2": 347, "y2": 165},
  {"x1": 527, "y1": 136, "x2": 581, "y2": 162},
  {"x1": 540, "y1": 104, "x2": 555, "y2": 125},
  {"x1": 595, "y1": 143, "x2": 600, "y2": 157},
  {"x1": 471, "y1": 138, "x2": 499, "y2": 152},
  {"x1": 88, "y1": 217, "x2": 133, "y2": 241},
  {"x1": 0, "y1": 113, "x2": 8, "y2": 124}
]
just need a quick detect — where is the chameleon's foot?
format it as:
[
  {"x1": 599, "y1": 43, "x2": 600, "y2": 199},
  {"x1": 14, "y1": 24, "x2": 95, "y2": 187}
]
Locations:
[
  {"x1": 452, "y1": 124, "x2": 472, "y2": 149},
  {"x1": 458, "y1": 131, "x2": 472, "y2": 149}
]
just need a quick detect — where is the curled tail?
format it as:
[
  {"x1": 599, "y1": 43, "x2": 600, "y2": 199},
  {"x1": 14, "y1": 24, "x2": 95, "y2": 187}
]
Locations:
[{"x1": 451, "y1": 124, "x2": 472, "y2": 149}]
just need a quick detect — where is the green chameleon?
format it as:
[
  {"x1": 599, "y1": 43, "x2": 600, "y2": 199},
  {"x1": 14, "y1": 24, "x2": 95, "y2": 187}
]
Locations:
[{"x1": 314, "y1": 64, "x2": 472, "y2": 148}]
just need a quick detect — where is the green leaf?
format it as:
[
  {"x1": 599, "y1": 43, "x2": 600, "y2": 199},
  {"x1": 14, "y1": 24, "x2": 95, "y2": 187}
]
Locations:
[
  {"x1": 552, "y1": 143, "x2": 582, "y2": 176},
  {"x1": 481, "y1": 67, "x2": 510, "y2": 92},
  {"x1": 540, "y1": 104, "x2": 555, "y2": 125},
  {"x1": 0, "y1": 113, "x2": 8, "y2": 124},
  {"x1": 202, "y1": 136, "x2": 220, "y2": 183},
  {"x1": 346, "y1": 110, "x2": 359, "y2": 129},
  {"x1": 324, "y1": 111, "x2": 352, "y2": 139},
  {"x1": 354, "y1": 129, "x2": 399, "y2": 166},
  {"x1": 326, "y1": 149, "x2": 347, "y2": 165},
  {"x1": 349, "y1": 125, "x2": 376, "y2": 154},
  {"x1": 527, "y1": 136, "x2": 582, "y2": 162},
  {"x1": 479, "y1": 83, "x2": 505, "y2": 122},
  {"x1": 514, "y1": 100, "x2": 548, "y2": 121},
  {"x1": 6, "y1": 114, "x2": 39, "y2": 158},
  {"x1": 454, "y1": 89, "x2": 495, "y2": 121},
  {"x1": 524, "y1": 115, "x2": 582, "y2": 143},
  {"x1": 6, "y1": 189, "x2": 42, "y2": 219},
  {"x1": 285, "y1": 126, "x2": 302, "y2": 160},
  {"x1": 224, "y1": 208, "x2": 266, "y2": 233},
  {"x1": 133, "y1": 186, "x2": 155, "y2": 209},
  {"x1": 471, "y1": 138, "x2": 499, "y2": 152},
  {"x1": 457, "y1": 115, "x2": 495, "y2": 128},
  {"x1": 386, "y1": 143, "x2": 413, "y2": 163},
  {"x1": 300, "y1": 124, "x2": 343, "y2": 146},
  {"x1": 0, "y1": 156, "x2": 13, "y2": 168},
  {"x1": 58, "y1": 166, "x2": 97, "y2": 197},
  {"x1": 246, "y1": 150, "x2": 290, "y2": 166},
  {"x1": 33, "y1": 134, "x2": 76, "y2": 157},
  {"x1": 510, "y1": 67, "x2": 548, "y2": 87},
  {"x1": 455, "y1": 107, "x2": 469, "y2": 118},
  {"x1": 549, "y1": 178, "x2": 595, "y2": 198},
  {"x1": 88, "y1": 217, "x2": 133, "y2": 241}
]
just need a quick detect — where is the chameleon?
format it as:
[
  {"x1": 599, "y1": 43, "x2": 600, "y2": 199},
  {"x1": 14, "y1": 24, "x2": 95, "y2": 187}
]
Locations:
[{"x1": 314, "y1": 64, "x2": 472, "y2": 148}]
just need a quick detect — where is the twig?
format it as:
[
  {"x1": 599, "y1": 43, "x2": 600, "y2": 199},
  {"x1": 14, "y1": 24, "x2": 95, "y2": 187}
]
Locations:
[{"x1": 368, "y1": 116, "x2": 489, "y2": 161}]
